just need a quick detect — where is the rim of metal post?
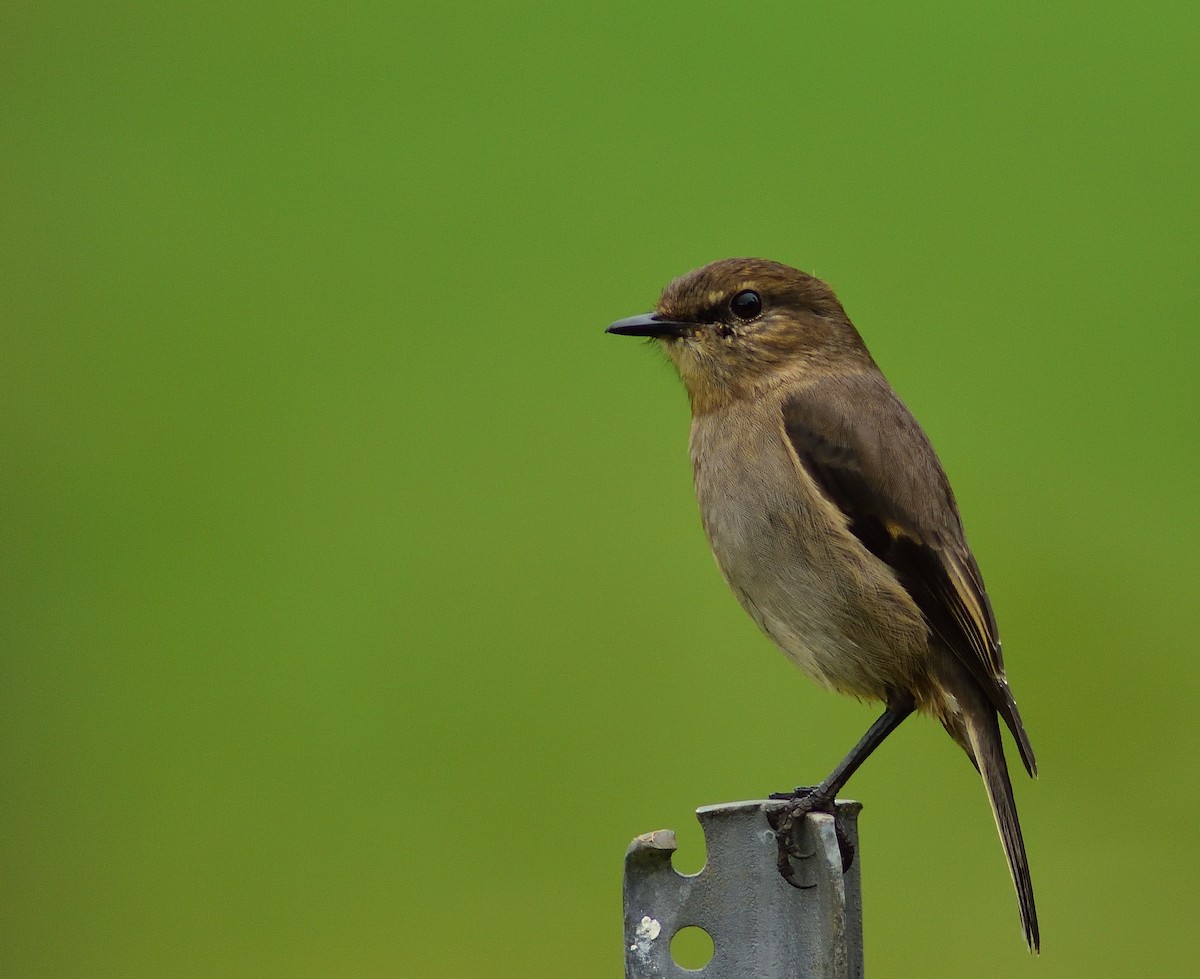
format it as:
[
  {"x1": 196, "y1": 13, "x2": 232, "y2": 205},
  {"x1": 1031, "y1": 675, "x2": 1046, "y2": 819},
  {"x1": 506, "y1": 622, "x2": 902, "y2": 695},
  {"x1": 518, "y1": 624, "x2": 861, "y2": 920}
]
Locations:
[{"x1": 623, "y1": 799, "x2": 864, "y2": 979}]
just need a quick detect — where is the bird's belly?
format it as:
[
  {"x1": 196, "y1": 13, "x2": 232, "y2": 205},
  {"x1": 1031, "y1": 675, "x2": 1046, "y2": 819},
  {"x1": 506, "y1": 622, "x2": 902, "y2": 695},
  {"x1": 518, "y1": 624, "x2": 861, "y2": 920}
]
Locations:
[{"x1": 713, "y1": 523, "x2": 907, "y2": 697}]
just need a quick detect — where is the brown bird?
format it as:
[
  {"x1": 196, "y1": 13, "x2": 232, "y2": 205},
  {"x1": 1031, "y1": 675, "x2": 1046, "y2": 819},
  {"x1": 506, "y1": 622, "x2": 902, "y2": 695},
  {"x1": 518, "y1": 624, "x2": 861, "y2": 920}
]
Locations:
[{"x1": 607, "y1": 258, "x2": 1038, "y2": 950}]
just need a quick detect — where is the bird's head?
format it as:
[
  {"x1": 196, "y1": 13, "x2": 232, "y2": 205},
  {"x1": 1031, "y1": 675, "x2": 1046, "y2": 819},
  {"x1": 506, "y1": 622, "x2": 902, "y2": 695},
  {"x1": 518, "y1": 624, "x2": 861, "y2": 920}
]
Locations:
[{"x1": 607, "y1": 258, "x2": 870, "y2": 412}]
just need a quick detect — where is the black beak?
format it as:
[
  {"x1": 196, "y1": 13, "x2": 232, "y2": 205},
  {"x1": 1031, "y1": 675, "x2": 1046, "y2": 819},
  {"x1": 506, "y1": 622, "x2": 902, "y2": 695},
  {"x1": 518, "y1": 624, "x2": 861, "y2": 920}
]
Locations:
[{"x1": 605, "y1": 312, "x2": 693, "y2": 338}]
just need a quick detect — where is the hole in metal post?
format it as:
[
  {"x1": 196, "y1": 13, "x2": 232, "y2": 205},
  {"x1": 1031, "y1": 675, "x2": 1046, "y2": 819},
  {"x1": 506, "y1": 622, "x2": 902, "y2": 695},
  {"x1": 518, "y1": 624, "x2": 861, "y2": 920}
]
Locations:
[{"x1": 670, "y1": 925, "x2": 714, "y2": 971}]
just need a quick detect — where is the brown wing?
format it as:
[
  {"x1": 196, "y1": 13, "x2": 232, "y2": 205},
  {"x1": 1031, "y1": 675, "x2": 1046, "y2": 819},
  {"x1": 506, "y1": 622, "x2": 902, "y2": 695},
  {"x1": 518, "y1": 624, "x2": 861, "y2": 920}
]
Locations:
[{"x1": 781, "y1": 373, "x2": 1036, "y2": 776}]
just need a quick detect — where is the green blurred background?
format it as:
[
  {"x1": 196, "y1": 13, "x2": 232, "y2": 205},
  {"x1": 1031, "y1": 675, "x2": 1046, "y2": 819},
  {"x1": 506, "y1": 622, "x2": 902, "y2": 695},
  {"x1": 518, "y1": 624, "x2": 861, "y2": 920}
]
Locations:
[{"x1": 3, "y1": 1, "x2": 1197, "y2": 975}]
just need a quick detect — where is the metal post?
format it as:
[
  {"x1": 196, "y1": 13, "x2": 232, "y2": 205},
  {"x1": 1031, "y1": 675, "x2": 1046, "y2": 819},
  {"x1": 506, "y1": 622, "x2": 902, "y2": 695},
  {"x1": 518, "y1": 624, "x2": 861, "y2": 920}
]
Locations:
[{"x1": 623, "y1": 800, "x2": 863, "y2": 978}]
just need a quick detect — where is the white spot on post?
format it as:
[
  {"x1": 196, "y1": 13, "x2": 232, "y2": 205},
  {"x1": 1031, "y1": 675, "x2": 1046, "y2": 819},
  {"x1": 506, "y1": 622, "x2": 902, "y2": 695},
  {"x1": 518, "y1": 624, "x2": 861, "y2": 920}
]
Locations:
[{"x1": 630, "y1": 915, "x2": 663, "y2": 956}]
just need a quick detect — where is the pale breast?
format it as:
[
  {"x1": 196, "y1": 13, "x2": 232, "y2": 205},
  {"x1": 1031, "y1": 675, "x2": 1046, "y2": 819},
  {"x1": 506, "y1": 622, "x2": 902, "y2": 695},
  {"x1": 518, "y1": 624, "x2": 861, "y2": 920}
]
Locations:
[{"x1": 689, "y1": 403, "x2": 930, "y2": 701}]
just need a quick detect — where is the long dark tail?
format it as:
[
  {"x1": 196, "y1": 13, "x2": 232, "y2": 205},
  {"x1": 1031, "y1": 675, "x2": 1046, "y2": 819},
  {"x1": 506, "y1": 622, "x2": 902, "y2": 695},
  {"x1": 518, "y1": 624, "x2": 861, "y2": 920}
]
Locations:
[{"x1": 967, "y1": 711, "x2": 1039, "y2": 952}]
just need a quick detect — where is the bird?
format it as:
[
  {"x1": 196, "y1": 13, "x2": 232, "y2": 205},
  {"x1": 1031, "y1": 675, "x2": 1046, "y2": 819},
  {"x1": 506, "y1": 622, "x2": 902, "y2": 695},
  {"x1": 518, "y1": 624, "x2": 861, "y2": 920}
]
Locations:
[{"x1": 606, "y1": 257, "x2": 1038, "y2": 950}]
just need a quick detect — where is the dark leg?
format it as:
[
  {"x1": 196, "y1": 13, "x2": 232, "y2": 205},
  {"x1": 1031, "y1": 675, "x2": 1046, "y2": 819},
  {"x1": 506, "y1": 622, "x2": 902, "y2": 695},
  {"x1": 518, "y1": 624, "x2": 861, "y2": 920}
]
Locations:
[{"x1": 768, "y1": 699, "x2": 914, "y2": 885}]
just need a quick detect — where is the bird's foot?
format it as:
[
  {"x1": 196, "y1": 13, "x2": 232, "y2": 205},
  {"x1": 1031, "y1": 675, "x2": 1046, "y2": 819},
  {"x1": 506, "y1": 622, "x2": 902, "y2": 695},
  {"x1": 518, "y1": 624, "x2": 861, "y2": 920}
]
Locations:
[
  {"x1": 768, "y1": 785, "x2": 819, "y2": 801},
  {"x1": 766, "y1": 789, "x2": 855, "y2": 885}
]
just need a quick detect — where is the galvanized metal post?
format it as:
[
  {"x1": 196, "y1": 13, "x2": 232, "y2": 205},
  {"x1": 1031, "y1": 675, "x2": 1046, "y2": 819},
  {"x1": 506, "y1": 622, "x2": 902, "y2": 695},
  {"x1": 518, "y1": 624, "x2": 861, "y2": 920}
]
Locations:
[{"x1": 623, "y1": 799, "x2": 863, "y2": 978}]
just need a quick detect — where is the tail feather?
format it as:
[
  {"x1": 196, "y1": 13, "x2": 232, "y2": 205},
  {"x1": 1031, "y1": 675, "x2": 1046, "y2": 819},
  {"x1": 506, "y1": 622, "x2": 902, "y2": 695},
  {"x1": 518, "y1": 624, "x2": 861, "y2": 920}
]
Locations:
[
  {"x1": 968, "y1": 712, "x2": 1040, "y2": 952},
  {"x1": 997, "y1": 683, "x2": 1038, "y2": 779}
]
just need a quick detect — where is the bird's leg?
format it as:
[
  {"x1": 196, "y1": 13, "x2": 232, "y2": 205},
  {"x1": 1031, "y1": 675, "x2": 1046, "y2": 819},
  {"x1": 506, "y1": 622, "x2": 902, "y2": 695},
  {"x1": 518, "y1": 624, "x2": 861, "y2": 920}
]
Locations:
[
  {"x1": 768, "y1": 699, "x2": 914, "y2": 884},
  {"x1": 770, "y1": 699, "x2": 915, "y2": 804}
]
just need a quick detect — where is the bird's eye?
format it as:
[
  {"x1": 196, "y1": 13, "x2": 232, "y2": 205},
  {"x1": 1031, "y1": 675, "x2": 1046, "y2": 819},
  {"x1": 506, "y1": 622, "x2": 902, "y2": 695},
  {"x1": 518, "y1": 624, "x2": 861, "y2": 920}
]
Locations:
[{"x1": 729, "y1": 290, "x2": 763, "y2": 320}]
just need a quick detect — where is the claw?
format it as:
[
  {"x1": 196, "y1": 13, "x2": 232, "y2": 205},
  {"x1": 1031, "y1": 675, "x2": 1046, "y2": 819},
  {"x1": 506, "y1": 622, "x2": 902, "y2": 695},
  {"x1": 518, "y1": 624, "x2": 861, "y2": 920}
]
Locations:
[{"x1": 834, "y1": 820, "x2": 856, "y2": 872}]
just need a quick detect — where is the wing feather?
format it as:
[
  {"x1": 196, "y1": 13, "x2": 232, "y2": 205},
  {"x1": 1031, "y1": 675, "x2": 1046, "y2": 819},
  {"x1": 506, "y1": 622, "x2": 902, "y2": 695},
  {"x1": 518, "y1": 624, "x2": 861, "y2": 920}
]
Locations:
[{"x1": 782, "y1": 374, "x2": 1036, "y2": 776}]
